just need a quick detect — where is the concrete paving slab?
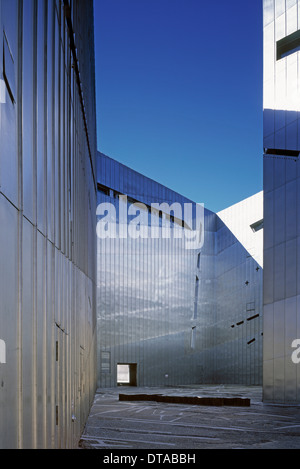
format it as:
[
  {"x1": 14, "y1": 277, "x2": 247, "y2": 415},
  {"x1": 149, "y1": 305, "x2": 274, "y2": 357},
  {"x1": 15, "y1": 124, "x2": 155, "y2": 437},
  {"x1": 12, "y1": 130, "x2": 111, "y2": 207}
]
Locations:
[{"x1": 79, "y1": 385, "x2": 300, "y2": 450}]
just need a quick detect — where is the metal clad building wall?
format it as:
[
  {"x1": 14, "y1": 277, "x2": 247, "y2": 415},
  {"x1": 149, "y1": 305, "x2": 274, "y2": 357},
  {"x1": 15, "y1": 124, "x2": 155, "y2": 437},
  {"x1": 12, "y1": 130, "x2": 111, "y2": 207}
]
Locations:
[
  {"x1": 263, "y1": 0, "x2": 300, "y2": 404},
  {"x1": 97, "y1": 153, "x2": 263, "y2": 388},
  {"x1": 0, "y1": 0, "x2": 97, "y2": 448},
  {"x1": 97, "y1": 153, "x2": 203, "y2": 387},
  {"x1": 216, "y1": 194, "x2": 263, "y2": 385}
]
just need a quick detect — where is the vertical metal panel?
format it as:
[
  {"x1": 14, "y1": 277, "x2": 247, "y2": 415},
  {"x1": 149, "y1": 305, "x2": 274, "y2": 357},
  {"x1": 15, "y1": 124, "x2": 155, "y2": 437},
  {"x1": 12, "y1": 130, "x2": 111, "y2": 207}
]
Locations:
[
  {"x1": 285, "y1": 238, "x2": 297, "y2": 298},
  {"x1": 21, "y1": 218, "x2": 35, "y2": 448},
  {"x1": 263, "y1": 0, "x2": 300, "y2": 403},
  {"x1": 264, "y1": 250, "x2": 274, "y2": 307},
  {"x1": 285, "y1": 296, "x2": 297, "y2": 367},
  {"x1": 0, "y1": 194, "x2": 19, "y2": 449},
  {"x1": 54, "y1": 5, "x2": 60, "y2": 250},
  {"x1": 274, "y1": 242, "x2": 285, "y2": 301},
  {"x1": 47, "y1": 0, "x2": 55, "y2": 244},
  {"x1": 285, "y1": 180, "x2": 297, "y2": 242},
  {"x1": 274, "y1": 356, "x2": 285, "y2": 401},
  {"x1": 274, "y1": 185, "x2": 286, "y2": 245},
  {"x1": 22, "y1": 0, "x2": 35, "y2": 223},
  {"x1": 36, "y1": 0, "x2": 46, "y2": 234},
  {"x1": 36, "y1": 231, "x2": 46, "y2": 449},
  {"x1": 46, "y1": 239, "x2": 55, "y2": 448},
  {"x1": 273, "y1": 300, "x2": 285, "y2": 358},
  {"x1": 0, "y1": 0, "x2": 97, "y2": 448},
  {"x1": 0, "y1": 0, "x2": 19, "y2": 209},
  {"x1": 263, "y1": 358, "x2": 274, "y2": 401}
]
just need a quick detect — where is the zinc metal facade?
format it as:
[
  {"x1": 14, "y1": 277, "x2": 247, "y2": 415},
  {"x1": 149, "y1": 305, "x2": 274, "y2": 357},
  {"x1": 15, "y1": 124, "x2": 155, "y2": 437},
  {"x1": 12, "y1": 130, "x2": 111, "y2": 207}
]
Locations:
[
  {"x1": 263, "y1": 0, "x2": 300, "y2": 403},
  {"x1": 0, "y1": 0, "x2": 97, "y2": 448},
  {"x1": 97, "y1": 153, "x2": 263, "y2": 388},
  {"x1": 216, "y1": 193, "x2": 263, "y2": 385}
]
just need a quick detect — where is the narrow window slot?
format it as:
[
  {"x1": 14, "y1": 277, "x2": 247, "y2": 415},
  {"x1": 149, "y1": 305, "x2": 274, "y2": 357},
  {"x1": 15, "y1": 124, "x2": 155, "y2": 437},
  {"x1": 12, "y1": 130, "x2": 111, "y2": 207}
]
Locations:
[
  {"x1": 277, "y1": 29, "x2": 300, "y2": 60},
  {"x1": 3, "y1": 31, "x2": 15, "y2": 104},
  {"x1": 97, "y1": 183, "x2": 110, "y2": 196},
  {"x1": 265, "y1": 148, "x2": 300, "y2": 158},
  {"x1": 250, "y1": 219, "x2": 264, "y2": 233},
  {"x1": 247, "y1": 313, "x2": 260, "y2": 322},
  {"x1": 193, "y1": 276, "x2": 199, "y2": 320}
]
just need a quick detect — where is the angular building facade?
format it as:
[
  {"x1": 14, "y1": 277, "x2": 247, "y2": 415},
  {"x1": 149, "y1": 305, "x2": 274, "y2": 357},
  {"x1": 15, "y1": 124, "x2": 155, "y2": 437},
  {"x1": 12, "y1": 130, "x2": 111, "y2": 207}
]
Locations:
[
  {"x1": 0, "y1": 0, "x2": 97, "y2": 448},
  {"x1": 2, "y1": 0, "x2": 295, "y2": 450},
  {"x1": 215, "y1": 193, "x2": 263, "y2": 385},
  {"x1": 97, "y1": 153, "x2": 263, "y2": 388},
  {"x1": 263, "y1": 0, "x2": 300, "y2": 404}
]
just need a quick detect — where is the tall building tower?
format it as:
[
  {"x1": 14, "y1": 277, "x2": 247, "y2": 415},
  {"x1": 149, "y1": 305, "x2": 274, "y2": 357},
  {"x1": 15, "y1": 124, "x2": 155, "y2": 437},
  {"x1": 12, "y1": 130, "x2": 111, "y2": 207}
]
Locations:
[
  {"x1": 263, "y1": 0, "x2": 300, "y2": 403},
  {"x1": 0, "y1": 1, "x2": 97, "y2": 448}
]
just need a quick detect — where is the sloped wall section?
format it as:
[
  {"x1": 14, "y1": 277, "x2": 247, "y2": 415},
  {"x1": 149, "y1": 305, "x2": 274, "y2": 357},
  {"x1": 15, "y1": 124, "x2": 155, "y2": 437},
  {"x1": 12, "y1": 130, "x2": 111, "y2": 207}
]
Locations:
[{"x1": 96, "y1": 153, "x2": 263, "y2": 388}]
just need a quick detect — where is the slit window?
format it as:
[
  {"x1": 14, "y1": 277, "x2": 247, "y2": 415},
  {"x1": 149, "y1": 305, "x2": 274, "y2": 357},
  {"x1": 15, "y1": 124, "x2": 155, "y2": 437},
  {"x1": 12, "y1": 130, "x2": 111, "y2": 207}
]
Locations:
[
  {"x1": 250, "y1": 219, "x2": 264, "y2": 233},
  {"x1": 193, "y1": 276, "x2": 199, "y2": 320},
  {"x1": 97, "y1": 183, "x2": 110, "y2": 196},
  {"x1": 3, "y1": 31, "x2": 15, "y2": 104},
  {"x1": 277, "y1": 29, "x2": 300, "y2": 60},
  {"x1": 265, "y1": 148, "x2": 300, "y2": 158},
  {"x1": 247, "y1": 313, "x2": 260, "y2": 322}
]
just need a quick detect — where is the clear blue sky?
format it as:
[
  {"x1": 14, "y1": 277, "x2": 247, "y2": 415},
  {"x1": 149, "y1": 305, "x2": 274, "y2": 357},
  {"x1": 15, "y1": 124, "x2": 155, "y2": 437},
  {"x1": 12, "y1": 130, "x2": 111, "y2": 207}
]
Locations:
[{"x1": 94, "y1": 0, "x2": 263, "y2": 213}]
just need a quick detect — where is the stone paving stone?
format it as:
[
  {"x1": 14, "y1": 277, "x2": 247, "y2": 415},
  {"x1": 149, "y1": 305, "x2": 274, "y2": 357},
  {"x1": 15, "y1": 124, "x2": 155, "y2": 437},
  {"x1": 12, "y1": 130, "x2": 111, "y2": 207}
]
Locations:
[{"x1": 79, "y1": 385, "x2": 300, "y2": 450}]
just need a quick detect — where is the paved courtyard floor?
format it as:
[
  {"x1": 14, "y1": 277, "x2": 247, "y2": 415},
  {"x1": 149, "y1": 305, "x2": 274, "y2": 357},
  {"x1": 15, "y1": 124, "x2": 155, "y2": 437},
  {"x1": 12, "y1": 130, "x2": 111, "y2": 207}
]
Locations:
[{"x1": 79, "y1": 385, "x2": 300, "y2": 450}]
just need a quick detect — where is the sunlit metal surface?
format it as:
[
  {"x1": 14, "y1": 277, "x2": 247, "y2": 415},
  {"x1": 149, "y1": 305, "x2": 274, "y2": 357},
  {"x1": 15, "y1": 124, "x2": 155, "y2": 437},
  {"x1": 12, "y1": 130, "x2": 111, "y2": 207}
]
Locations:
[
  {"x1": 263, "y1": 0, "x2": 300, "y2": 404},
  {"x1": 0, "y1": 0, "x2": 97, "y2": 448},
  {"x1": 97, "y1": 153, "x2": 263, "y2": 389}
]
